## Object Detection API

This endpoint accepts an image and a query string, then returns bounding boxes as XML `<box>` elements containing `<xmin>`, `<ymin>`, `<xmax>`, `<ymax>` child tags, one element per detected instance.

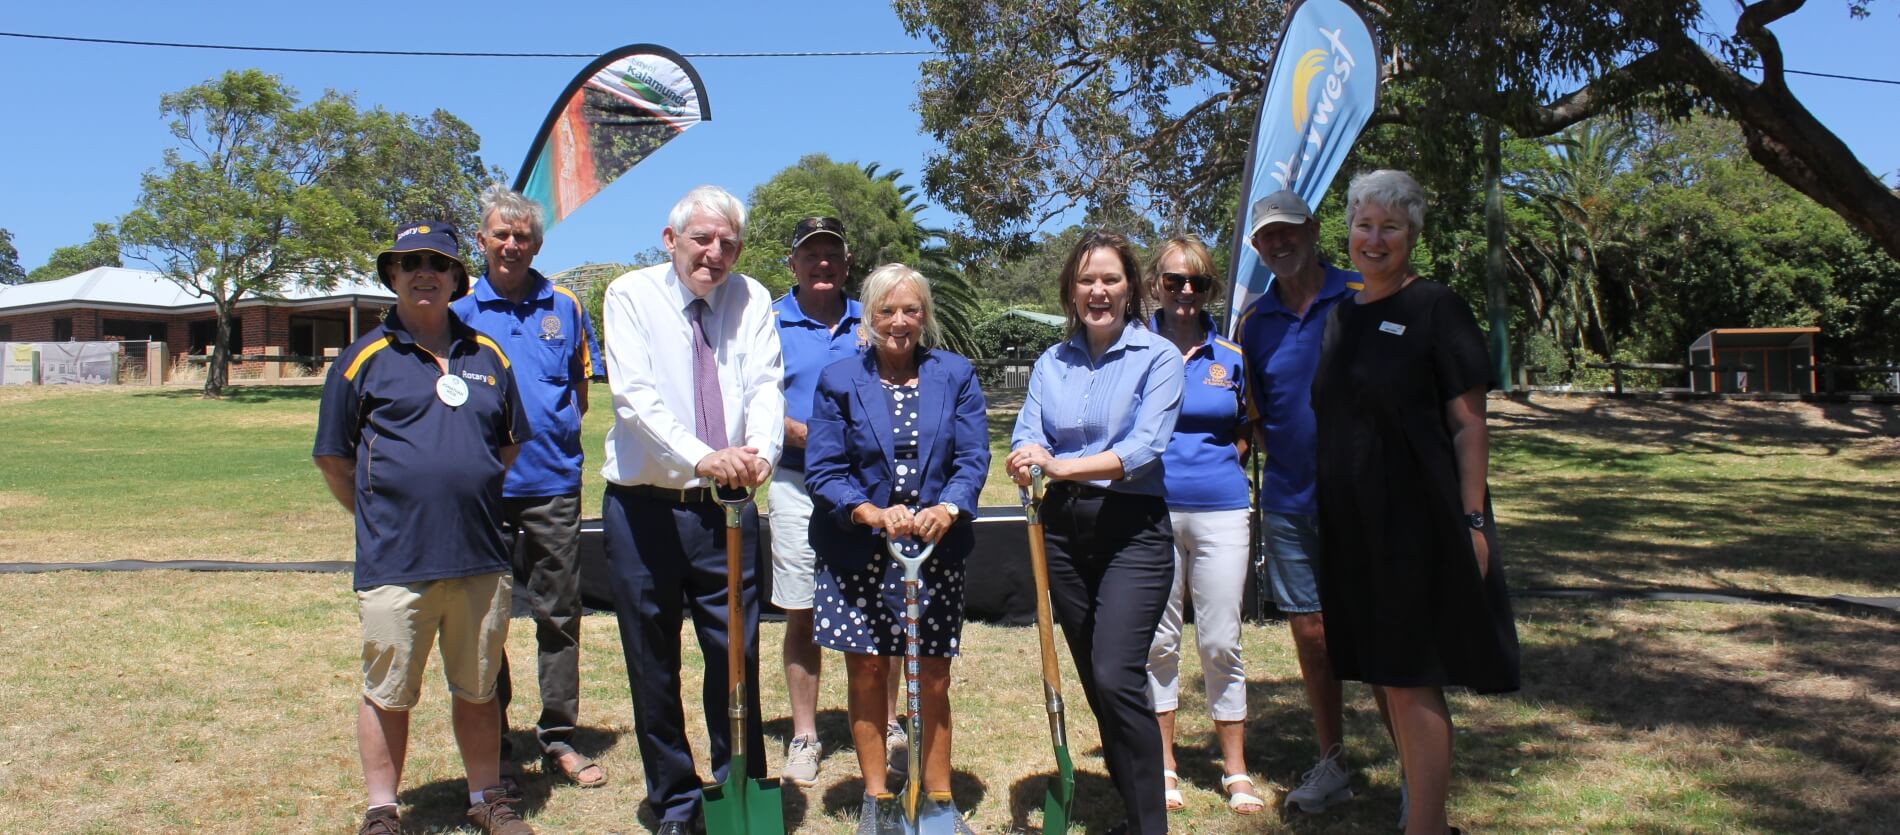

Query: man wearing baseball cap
<box><xmin>1231</xmin><ymin>190</ymin><xmax>1373</xmax><ymax>817</ymax></box>
<box><xmin>769</xmin><ymin>216</ymin><xmax>902</xmax><ymax>787</ymax></box>
<box><xmin>314</xmin><ymin>221</ymin><xmax>537</xmax><ymax>835</ymax></box>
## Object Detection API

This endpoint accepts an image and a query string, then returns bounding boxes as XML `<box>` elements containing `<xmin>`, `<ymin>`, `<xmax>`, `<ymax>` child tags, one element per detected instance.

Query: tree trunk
<box><xmin>205</xmin><ymin>305</ymin><xmax>230</xmax><ymax>399</ymax></box>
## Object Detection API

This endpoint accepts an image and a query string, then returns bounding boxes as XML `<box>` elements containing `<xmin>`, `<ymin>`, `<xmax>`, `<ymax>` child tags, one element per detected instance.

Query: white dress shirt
<box><xmin>600</xmin><ymin>262</ymin><xmax>785</xmax><ymax>488</ymax></box>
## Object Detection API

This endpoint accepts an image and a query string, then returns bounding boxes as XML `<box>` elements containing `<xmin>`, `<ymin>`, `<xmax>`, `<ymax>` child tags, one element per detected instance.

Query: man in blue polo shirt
<box><xmin>1233</xmin><ymin>190</ymin><xmax>1368</xmax><ymax>816</ymax></box>
<box><xmin>768</xmin><ymin>217</ymin><xmax>899</xmax><ymax>787</ymax></box>
<box><xmin>450</xmin><ymin>186</ymin><xmax>606</xmax><ymax>790</ymax></box>
<box><xmin>314</xmin><ymin>221</ymin><xmax>536</xmax><ymax>835</ymax></box>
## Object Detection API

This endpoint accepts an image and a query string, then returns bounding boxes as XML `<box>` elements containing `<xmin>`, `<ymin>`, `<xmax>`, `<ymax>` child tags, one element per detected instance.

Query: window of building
<box><xmin>187</xmin><ymin>317</ymin><xmax>242</xmax><ymax>354</ymax></box>
<box><xmin>0</xmin><ymin>324</ymin><xmax>12</xmax><ymax>341</ymax></box>
<box><xmin>52</xmin><ymin>317</ymin><xmax>72</xmax><ymax>341</ymax></box>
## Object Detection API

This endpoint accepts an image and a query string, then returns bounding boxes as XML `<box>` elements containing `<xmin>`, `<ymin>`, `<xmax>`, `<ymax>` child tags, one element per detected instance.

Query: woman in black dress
<box><xmin>1312</xmin><ymin>169</ymin><xmax>1520</xmax><ymax>835</ymax></box>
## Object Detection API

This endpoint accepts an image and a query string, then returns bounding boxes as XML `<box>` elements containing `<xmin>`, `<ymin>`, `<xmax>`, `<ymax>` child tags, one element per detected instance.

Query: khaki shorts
<box><xmin>767</xmin><ymin>468</ymin><xmax>818</xmax><ymax>609</ymax></box>
<box><xmin>357</xmin><ymin>572</ymin><xmax>512</xmax><ymax>710</ymax></box>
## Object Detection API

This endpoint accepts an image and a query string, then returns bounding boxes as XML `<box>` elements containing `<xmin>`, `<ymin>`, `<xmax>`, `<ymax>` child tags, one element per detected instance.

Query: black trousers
<box><xmin>496</xmin><ymin>493</ymin><xmax>583</xmax><ymax>755</ymax></box>
<box><xmin>1040</xmin><ymin>487</ymin><xmax>1175</xmax><ymax>835</ymax></box>
<box><xmin>602</xmin><ymin>485</ymin><xmax>767</xmax><ymax>824</ymax></box>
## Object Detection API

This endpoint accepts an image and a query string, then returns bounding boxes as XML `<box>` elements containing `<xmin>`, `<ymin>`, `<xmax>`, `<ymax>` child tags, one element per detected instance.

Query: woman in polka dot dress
<box><xmin>804</xmin><ymin>263</ymin><xmax>990</xmax><ymax>830</ymax></box>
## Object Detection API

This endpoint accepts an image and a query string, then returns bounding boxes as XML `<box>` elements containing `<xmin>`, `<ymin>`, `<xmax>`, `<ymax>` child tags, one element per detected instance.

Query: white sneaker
<box><xmin>782</xmin><ymin>734</ymin><xmax>821</xmax><ymax>787</ymax></box>
<box><xmin>885</xmin><ymin>720</ymin><xmax>910</xmax><ymax>779</ymax></box>
<box><xmin>1284</xmin><ymin>744</ymin><xmax>1353</xmax><ymax>813</ymax></box>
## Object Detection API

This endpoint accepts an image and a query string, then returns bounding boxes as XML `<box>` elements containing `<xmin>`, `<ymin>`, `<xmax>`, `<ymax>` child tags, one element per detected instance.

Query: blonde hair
<box><xmin>857</xmin><ymin>263</ymin><xmax>941</xmax><ymax>350</ymax></box>
<box><xmin>1145</xmin><ymin>234</ymin><xmax>1220</xmax><ymax>301</ymax></box>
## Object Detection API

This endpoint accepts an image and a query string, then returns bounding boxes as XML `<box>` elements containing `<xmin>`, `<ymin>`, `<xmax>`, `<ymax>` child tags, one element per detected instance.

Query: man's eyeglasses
<box><xmin>1160</xmin><ymin>272</ymin><xmax>1212</xmax><ymax>293</ymax></box>
<box><xmin>397</xmin><ymin>252</ymin><xmax>456</xmax><ymax>273</ymax></box>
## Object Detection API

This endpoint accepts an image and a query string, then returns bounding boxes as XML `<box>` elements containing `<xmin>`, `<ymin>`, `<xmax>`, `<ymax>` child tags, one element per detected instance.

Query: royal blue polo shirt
<box><xmin>314</xmin><ymin>312</ymin><xmax>533</xmax><ymax>590</ymax></box>
<box><xmin>1153</xmin><ymin>313</ymin><xmax>1251</xmax><ymax>511</ymax></box>
<box><xmin>774</xmin><ymin>287</ymin><xmax>863</xmax><ymax>472</ymax></box>
<box><xmin>450</xmin><ymin>269</ymin><xmax>598</xmax><ymax>497</ymax></box>
<box><xmin>1236</xmin><ymin>264</ymin><xmax>1361</xmax><ymax>515</ymax></box>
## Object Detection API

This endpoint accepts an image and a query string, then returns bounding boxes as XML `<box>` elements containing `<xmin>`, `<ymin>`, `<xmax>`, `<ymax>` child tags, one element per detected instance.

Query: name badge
<box><xmin>1378</xmin><ymin>321</ymin><xmax>1406</xmax><ymax>336</ymax></box>
<box><xmin>436</xmin><ymin>374</ymin><xmax>469</xmax><ymax>407</ymax></box>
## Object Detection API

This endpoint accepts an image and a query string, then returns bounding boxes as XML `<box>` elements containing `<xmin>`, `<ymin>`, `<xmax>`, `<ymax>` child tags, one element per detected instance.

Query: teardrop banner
<box><xmin>514</xmin><ymin>44</ymin><xmax>712</xmax><ymax>230</ymax></box>
<box><xmin>1223</xmin><ymin>0</ymin><xmax>1381</xmax><ymax>333</ymax></box>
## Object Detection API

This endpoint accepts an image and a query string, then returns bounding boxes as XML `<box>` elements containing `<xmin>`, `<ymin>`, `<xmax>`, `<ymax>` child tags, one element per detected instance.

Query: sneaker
<box><xmin>467</xmin><ymin>785</ymin><xmax>534</xmax><ymax>835</ymax></box>
<box><xmin>885</xmin><ymin>719</ymin><xmax>910</xmax><ymax>779</ymax></box>
<box><xmin>783</xmin><ymin>734</ymin><xmax>822</xmax><ymax>787</ymax></box>
<box><xmin>925</xmin><ymin>793</ymin><xmax>979</xmax><ymax>835</ymax></box>
<box><xmin>1284</xmin><ymin>744</ymin><xmax>1353</xmax><ymax>813</ymax></box>
<box><xmin>357</xmin><ymin>806</ymin><xmax>400</xmax><ymax>835</ymax></box>
<box><xmin>856</xmin><ymin>793</ymin><xmax>903</xmax><ymax>835</ymax></box>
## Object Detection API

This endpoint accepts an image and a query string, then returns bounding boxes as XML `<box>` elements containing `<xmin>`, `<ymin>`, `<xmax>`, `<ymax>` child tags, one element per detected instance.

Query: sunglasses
<box><xmin>396</xmin><ymin>252</ymin><xmax>456</xmax><ymax>273</ymax></box>
<box><xmin>1160</xmin><ymin>272</ymin><xmax>1212</xmax><ymax>293</ymax></box>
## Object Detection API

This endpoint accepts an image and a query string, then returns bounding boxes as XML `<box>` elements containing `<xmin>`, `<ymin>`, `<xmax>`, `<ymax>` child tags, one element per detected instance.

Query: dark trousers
<box><xmin>603</xmin><ymin>485</ymin><xmax>767</xmax><ymax>824</ymax></box>
<box><xmin>1041</xmin><ymin>488</ymin><xmax>1175</xmax><ymax>835</ymax></box>
<box><xmin>496</xmin><ymin>493</ymin><xmax>583</xmax><ymax>754</ymax></box>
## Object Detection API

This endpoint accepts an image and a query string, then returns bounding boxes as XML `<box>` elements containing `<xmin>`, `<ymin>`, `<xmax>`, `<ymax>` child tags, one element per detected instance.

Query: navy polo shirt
<box><xmin>1153</xmin><ymin>313</ymin><xmax>1251</xmax><ymax>511</ymax></box>
<box><xmin>774</xmin><ymin>287</ymin><xmax>863</xmax><ymax>472</ymax></box>
<box><xmin>314</xmin><ymin>312</ymin><xmax>533</xmax><ymax>590</ymax></box>
<box><xmin>450</xmin><ymin>269</ymin><xmax>599</xmax><ymax>497</ymax></box>
<box><xmin>1236</xmin><ymin>264</ymin><xmax>1361</xmax><ymax>515</ymax></box>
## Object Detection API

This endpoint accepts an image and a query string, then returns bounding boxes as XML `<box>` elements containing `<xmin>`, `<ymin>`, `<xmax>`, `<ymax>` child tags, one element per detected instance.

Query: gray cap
<box><xmin>1246</xmin><ymin>189</ymin><xmax>1314</xmax><ymax>245</ymax></box>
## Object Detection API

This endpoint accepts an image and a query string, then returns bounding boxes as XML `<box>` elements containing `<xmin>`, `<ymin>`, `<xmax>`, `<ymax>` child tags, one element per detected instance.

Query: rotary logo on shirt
<box><xmin>1202</xmin><ymin>362</ymin><xmax>1238</xmax><ymax>389</ymax></box>
<box><xmin>461</xmin><ymin>370</ymin><xmax>497</xmax><ymax>386</ymax></box>
<box><xmin>540</xmin><ymin>315</ymin><xmax>563</xmax><ymax>339</ymax></box>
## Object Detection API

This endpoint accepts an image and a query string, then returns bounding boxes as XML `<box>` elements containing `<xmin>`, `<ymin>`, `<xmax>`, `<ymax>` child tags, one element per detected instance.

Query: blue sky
<box><xmin>1</xmin><ymin>1</ymin><xmax>1895</xmax><ymax>276</ymax></box>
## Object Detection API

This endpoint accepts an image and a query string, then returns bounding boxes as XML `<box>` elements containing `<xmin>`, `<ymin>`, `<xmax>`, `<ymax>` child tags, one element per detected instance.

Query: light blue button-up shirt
<box><xmin>1011</xmin><ymin>323</ymin><xmax>1184</xmax><ymax>497</ymax></box>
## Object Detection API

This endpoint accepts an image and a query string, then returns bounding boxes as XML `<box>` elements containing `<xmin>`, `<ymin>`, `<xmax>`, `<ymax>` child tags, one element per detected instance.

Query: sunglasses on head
<box><xmin>397</xmin><ymin>252</ymin><xmax>456</xmax><ymax>273</ymax></box>
<box><xmin>1161</xmin><ymin>272</ymin><xmax>1212</xmax><ymax>293</ymax></box>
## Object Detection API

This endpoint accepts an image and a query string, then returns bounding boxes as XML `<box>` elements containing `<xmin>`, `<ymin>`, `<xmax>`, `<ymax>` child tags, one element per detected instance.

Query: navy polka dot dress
<box><xmin>812</xmin><ymin>381</ymin><xmax>968</xmax><ymax>657</ymax></box>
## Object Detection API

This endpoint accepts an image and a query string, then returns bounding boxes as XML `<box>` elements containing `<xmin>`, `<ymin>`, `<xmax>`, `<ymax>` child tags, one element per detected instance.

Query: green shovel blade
<box><xmin>1041</xmin><ymin>744</ymin><xmax>1075</xmax><ymax>833</ymax></box>
<box><xmin>700</xmin><ymin>753</ymin><xmax>785</xmax><ymax>835</ymax></box>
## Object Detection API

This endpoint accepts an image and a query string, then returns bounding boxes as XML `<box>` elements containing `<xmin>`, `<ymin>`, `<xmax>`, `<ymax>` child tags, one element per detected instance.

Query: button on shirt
<box><xmin>1152</xmin><ymin>313</ymin><xmax>1250</xmax><ymax>511</ymax></box>
<box><xmin>599</xmin><ymin>262</ymin><xmax>785</xmax><ymax>488</ymax></box>
<box><xmin>450</xmin><ymin>268</ymin><xmax>599</xmax><ymax>497</ymax></box>
<box><xmin>313</xmin><ymin>313</ymin><xmax>532</xmax><ymax>590</ymax></box>
<box><xmin>1012</xmin><ymin>324</ymin><xmax>1184</xmax><ymax>497</ymax></box>
<box><xmin>773</xmin><ymin>287</ymin><xmax>863</xmax><ymax>472</ymax></box>
<box><xmin>1235</xmin><ymin>264</ymin><xmax>1361</xmax><ymax>515</ymax></box>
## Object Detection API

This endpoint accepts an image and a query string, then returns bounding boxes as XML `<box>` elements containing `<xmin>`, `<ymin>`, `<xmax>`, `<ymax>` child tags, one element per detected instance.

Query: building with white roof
<box><xmin>0</xmin><ymin>266</ymin><xmax>394</xmax><ymax>359</ymax></box>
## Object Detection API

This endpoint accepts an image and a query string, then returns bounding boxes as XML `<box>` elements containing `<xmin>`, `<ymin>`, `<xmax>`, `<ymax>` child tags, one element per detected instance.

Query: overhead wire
<box><xmin>2</xmin><ymin>30</ymin><xmax>1895</xmax><ymax>85</ymax></box>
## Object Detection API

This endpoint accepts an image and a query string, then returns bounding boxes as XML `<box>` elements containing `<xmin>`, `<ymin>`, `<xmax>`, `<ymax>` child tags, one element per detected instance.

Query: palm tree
<box><xmin>1506</xmin><ymin>119</ymin><xmax>1637</xmax><ymax>358</ymax></box>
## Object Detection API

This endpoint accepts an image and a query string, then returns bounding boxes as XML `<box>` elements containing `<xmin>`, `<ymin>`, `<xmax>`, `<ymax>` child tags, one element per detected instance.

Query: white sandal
<box><xmin>1163</xmin><ymin>769</ymin><xmax>1185</xmax><ymax>812</ymax></box>
<box><xmin>1221</xmin><ymin>773</ymin><xmax>1266</xmax><ymax>815</ymax></box>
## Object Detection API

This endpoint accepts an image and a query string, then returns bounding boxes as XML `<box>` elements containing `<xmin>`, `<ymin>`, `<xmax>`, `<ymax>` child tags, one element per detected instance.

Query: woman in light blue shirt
<box><xmin>1008</xmin><ymin>231</ymin><xmax>1184</xmax><ymax>835</ymax></box>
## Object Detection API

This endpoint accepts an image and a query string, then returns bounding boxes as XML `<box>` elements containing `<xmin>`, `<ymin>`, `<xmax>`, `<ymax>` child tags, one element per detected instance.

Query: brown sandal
<box><xmin>546</xmin><ymin>750</ymin><xmax>608</xmax><ymax>788</ymax></box>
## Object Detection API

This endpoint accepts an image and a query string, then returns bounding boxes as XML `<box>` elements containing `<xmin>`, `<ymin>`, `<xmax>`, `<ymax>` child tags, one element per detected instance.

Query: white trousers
<box><xmin>1145</xmin><ymin>507</ymin><xmax>1250</xmax><ymax>721</ymax></box>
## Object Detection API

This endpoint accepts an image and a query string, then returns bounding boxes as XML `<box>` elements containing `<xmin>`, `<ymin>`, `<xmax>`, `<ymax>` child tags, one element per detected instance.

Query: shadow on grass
<box><xmin>818</xmin><ymin>768</ymin><xmax>990</xmax><ymax>826</ymax></box>
<box><xmin>1007</xmin><ymin>768</ymin><xmax>1119</xmax><ymax>833</ymax></box>
<box><xmin>398</xmin><ymin>724</ymin><xmax>625</xmax><ymax>832</ymax></box>
<box><xmin>135</xmin><ymin>384</ymin><xmax>325</xmax><ymax>403</ymax></box>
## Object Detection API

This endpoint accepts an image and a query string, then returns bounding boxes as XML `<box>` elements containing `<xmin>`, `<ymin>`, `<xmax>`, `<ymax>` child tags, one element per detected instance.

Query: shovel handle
<box><xmin>1023</xmin><ymin>465</ymin><xmax>1064</xmax><ymax>711</ymax></box>
<box><xmin>715</xmin><ymin>485</ymin><xmax>754</xmax><ymax>739</ymax></box>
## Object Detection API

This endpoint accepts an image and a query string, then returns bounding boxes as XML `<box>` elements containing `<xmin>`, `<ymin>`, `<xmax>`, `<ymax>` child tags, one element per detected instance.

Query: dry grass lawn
<box><xmin>0</xmin><ymin>571</ymin><xmax>1893</xmax><ymax>833</ymax></box>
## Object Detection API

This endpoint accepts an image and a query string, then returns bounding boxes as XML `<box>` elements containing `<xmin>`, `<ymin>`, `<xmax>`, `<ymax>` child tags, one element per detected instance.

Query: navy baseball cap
<box><xmin>789</xmin><ymin>216</ymin><xmax>847</xmax><ymax>250</ymax></box>
<box><xmin>376</xmin><ymin>221</ymin><xmax>471</xmax><ymax>299</ymax></box>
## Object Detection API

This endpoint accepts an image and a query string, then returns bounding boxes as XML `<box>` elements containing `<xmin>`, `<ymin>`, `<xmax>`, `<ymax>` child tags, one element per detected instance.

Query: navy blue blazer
<box><xmin>804</xmin><ymin>347</ymin><xmax>990</xmax><ymax>573</ymax></box>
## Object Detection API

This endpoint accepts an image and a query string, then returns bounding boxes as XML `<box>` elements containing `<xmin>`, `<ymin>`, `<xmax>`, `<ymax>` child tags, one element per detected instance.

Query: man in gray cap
<box><xmin>1232</xmin><ymin>190</ymin><xmax>1373</xmax><ymax>817</ymax></box>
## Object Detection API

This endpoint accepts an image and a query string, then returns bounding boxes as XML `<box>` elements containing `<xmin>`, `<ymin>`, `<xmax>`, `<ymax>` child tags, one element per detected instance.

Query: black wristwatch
<box><xmin>1465</xmin><ymin>511</ymin><xmax>1487</xmax><ymax>530</ymax></box>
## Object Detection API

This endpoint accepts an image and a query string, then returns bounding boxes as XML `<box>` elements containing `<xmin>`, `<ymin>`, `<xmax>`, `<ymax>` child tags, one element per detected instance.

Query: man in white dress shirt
<box><xmin>598</xmin><ymin>185</ymin><xmax>784</xmax><ymax>835</ymax></box>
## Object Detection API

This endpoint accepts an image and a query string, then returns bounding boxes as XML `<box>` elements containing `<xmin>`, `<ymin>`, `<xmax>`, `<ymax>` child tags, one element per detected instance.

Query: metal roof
<box><xmin>0</xmin><ymin>267</ymin><xmax>394</xmax><ymax>315</ymax></box>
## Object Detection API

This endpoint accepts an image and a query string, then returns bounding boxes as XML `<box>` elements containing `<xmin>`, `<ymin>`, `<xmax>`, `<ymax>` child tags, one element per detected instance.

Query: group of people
<box><xmin>313</xmin><ymin>169</ymin><xmax>1519</xmax><ymax>835</ymax></box>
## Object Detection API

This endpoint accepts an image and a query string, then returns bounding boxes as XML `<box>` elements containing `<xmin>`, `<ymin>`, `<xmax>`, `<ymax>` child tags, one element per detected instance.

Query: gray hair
<box><xmin>857</xmin><ymin>263</ymin><xmax>941</xmax><ymax>350</ymax></box>
<box><xmin>1346</xmin><ymin>169</ymin><xmax>1427</xmax><ymax>240</ymax></box>
<box><xmin>666</xmin><ymin>185</ymin><xmax>748</xmax><ymax>241</ymax></box>
<box><xmin>478</xmin><ymin>183</ymin><xmax>546</xmax><ymax>243</ymax></box>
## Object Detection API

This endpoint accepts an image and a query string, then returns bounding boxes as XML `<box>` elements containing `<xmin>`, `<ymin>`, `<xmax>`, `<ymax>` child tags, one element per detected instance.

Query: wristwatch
<box><xmin>940</xmin><ymin>502</ymin><xmax>962</xmax><ymax>519</ymax></box>
<box><xmin>1465</xmin><ymin>511</ymin><xmax>1487</xmax><ymax>530</ymax></box>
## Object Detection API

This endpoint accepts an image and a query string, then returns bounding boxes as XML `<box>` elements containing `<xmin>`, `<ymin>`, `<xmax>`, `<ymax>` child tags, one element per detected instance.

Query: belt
<box><xmin>612</xmin><ymin>483</ymin><xmax>719</xmax><ymax>505</ymax></box>
<box><xmin>1048</xmin><ymin>481</ymin><xmax>1114</xmax><ymax>500</ymax></box>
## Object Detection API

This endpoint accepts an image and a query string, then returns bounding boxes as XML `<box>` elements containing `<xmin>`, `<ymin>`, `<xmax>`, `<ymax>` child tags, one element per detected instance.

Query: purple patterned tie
<box><xmin>690</xmin><ymin>299</ymin><xmax>727</xmax><ymax>449</ymax></box>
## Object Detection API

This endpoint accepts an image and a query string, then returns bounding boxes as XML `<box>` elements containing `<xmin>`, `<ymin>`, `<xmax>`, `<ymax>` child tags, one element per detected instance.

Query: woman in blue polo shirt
<box><xmin>1140</xmin><ymin>234</ymin><xmax>1262</xmax><ymax>817</ymax></box>
<box><xmin>1008</xmin><ymin>231</ymin><xmax>1183</xmax><ymax>835</ymax></box>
